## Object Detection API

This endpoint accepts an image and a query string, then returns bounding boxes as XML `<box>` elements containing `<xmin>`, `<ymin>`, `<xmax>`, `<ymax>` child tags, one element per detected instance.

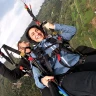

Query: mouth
<box><xmin>36</xmin><ymin>33</ymin><xmax>43</xmax><ymax>39</ymax></box>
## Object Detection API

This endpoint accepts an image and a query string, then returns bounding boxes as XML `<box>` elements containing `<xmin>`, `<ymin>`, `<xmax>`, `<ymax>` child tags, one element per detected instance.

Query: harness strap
<box><xmin>28</xmin><ymin>56</ymin><xmax>34</xmax><ymax>61</ymax></box>
<box><xmin>44</xmin><ymin>36</ymin><xmax>83</xmax><ymax>68</ymax></box>
<box><xmin>28</xmin><ymin>56</ymin><xmax>49</xmax><ymax>75</ymax></box>
<box><xmin>56</xmin><ymin>54</ymin><xmax>61</xmax><ymax>62</ymax></box>
<box><xmin>43</xmin><ymin>55</ymin><xmax>54</xmax><ymax>76</ymax></box>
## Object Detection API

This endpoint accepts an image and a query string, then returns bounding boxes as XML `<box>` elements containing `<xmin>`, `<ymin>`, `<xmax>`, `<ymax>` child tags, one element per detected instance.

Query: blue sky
<box><xmin>0</xmin><ymin>0</ymin><xmax>45</xmax><ymax>62</ymax></box>
<box><xmin>0</xmin><ymin>0</ymin><xmax>15</xmax><ymax>19</ymax></box>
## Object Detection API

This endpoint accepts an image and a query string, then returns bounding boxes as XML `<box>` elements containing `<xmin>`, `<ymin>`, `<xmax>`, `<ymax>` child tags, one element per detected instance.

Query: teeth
<box><xmin>36</xmin><ymin>34</ymin><xmax>41</xmax><ymax>39</ymax></box>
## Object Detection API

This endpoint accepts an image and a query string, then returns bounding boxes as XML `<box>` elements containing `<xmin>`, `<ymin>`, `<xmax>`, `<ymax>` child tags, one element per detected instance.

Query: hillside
<box><xmin>36</xmin><ymin>0</ymin><xmax>96</xmax><ymax>48</ymax></box>
<box><xmin>21</xmin><ymin>0</ymin><xmax>96</xmax><ymax>48</ymax></box>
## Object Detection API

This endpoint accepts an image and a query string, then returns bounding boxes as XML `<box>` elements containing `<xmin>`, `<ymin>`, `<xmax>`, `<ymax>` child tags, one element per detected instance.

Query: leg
<box><xmin>40</xmin><ymin>87</ymin><xmax>52</xmax><ymax>96</ymax></box>
<box><xmin>61</xmin><ymin>71</ymin><xmax>96</xmax><ymax>96</ymax></box>
<box><xmin>75</xmin><ymin>46</ymin><xmax>96</xmax><ymax>55</ymax></box>
<box><xmin>40</xmin><ymin>82</ymin><xmax>61</xmax><ymax>96</ymax></box>
<box><xmin>78</xmin><ymin>55</ymin><xmax>96</xmax><ymax>71</ymax></box>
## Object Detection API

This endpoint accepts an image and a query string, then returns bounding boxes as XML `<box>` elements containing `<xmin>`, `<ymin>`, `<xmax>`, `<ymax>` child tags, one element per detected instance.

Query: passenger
<box><xmin>25</xmin><ymin>22</ymin><xmax>96</xmax><ymax>95</ymax></box>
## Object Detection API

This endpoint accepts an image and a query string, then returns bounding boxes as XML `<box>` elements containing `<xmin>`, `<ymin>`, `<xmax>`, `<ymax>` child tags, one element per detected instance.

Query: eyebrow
<box><xmin>19</xmin><ymin>46</ymin><xmax>25</xmax><ymax>50</ymax></box>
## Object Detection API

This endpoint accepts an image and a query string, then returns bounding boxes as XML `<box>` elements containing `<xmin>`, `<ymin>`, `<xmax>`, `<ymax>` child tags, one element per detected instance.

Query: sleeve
<box><xmin>54</xmin><ymin>24</ymin><xmax>77</xmax><ymax>40</ymax></box>
<box><xmin>0</xmin><ymin>62</ymin><xmax>26</xmax><ymax>82</ymax></box>
<box><xmin>32</xmin><ymin>66</ymin><xmax>46</xmax><ymax>89</ymax></box>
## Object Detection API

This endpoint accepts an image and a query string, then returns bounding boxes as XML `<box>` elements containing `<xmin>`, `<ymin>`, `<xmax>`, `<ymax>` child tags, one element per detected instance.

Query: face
<box><xmin>28</xmin><ymin>27</ymin><xmax>44</xmax><ymax>42</ymax></box>
<box><xmin>18</xmin><ymin>41</ymin><xmax>31</xmax><ymax>53</ymax></box>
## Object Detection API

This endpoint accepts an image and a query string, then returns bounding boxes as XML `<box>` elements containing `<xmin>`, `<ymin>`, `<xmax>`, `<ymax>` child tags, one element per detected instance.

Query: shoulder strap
<box><xmin>33</xmin><ymin>47</ymin><xmax>54</xmax><ymax>76</ymax></box>
<box><xmin>45</xmin><ymin>36</ymin><xmax>73</xmax><ymax>54</ymax></box>
<box><xmin>46</xmin><ymin>36</ymin><xmax>83</xmax><ymax>56</ymax></box>
<box><xmin>44</xmin><ymin>37</ymin><xmax>79</xmax><ymax>68</ymax></box>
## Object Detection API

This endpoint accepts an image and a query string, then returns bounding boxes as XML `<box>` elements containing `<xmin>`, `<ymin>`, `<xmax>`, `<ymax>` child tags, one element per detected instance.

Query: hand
<box><xmin>41</xmin><ymin>76</ymin><xmax>54</xmax><ymax>87</ymax></box>
<box><xmin>43</xmin><ymin>22</ymin><xmax>55</xmax><ymax>30</ymax></box>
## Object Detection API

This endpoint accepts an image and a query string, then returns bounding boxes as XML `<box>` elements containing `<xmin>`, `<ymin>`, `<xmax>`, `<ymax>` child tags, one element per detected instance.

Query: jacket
<box><xmin>31</xmin><ymin>24</ymin><xmax>80</xmax><ymax>89</ymax></box>
<box><xmin>0</xmin><ymin>58</ymin><xmax>31</xmax><ymax>82</ymax></box>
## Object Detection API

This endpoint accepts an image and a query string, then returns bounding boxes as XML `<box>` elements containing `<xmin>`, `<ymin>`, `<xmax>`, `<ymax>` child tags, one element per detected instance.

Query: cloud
<box><xmin>0</xmin><ymin>0</ymin><xmax>45</xmax><ymax>47</ymax></box>
<box><xmin>0</xmin><ymin>0</ymin><xmax>45</xmax><ymax>63</ymax></box>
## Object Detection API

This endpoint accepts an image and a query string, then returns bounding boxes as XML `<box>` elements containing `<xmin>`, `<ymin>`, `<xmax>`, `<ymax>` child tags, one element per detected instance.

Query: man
<box><xmin>17</xmin><ymin>41</ymin><xmax>31</xmax><ymax>54</ymax></box>
<box><xmin>25</xmin><ymin>22</ymin><xmax>96</xmax><ymax>95</ymax></box>
<box><xmin>18</xmin><ymin>40</ymin><xmax>52</xmax><ymax>96</ymax></box>
<box><xmin>0</xmin><ymin>41</ymin><xmax>32</xmax><ymax>81</ymax></box>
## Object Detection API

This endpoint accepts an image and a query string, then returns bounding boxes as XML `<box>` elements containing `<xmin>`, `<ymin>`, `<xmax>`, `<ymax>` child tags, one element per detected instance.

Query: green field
<box><xmin>37</xmin><ymin>0</ymin><xmax>96</xmax><ymax>48</ymax></box>
<box><xmin>70</xmin><ymin>0</ymin><xmax>96</xmax><ymax>48</ymax></box>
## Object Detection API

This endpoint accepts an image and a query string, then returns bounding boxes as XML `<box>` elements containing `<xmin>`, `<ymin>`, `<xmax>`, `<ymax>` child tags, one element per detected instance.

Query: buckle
<box><xmin>81</xmin><ymin>59</ymin><xmax>85</xmax><ymax>64</ymax></box>
<box><xmin>79</xmin><ymin>56</ymin><xmax>86</xmax><ymax>64</ymax></box>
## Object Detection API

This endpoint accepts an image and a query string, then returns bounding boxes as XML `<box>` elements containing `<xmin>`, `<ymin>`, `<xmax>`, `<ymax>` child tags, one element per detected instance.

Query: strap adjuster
<box><xmin>79</xmin><ymin>56</ymin><xmax>86</xmax><ymax>64</ymax></box>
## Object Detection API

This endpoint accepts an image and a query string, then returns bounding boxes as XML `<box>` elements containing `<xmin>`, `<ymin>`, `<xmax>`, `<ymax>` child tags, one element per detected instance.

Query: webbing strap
<box><xmin>28</xmin><ymin>56</ymin><xmax>48</xmax><ymax>75</ymax></box>
<box><xmin>56</xmin><ymin>54</ymin><xmax>61</xmax><ymax>62</ymax></box>
<box><xmin>28</xmin><ymin>56</ymin><xmax>34</xmax><ymax>61</ymax></box>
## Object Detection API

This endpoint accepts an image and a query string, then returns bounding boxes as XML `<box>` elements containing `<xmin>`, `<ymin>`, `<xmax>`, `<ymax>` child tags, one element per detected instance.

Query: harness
<box><xmin>46</xmin><ymin>36</ymin><xmax>74</xmax><ymax>68</ymax></box>
<box><xmin>33</xmin><ymin>36</ymin><xmax>83</xmax><ymax>69</ymax></box>
<box><xmin>28</xmin><ymin>36</ymin><xmax>76</xmax><ymax>96</ymax></box>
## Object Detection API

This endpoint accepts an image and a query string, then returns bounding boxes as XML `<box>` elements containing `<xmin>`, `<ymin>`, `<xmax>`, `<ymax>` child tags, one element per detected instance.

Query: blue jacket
<box><xmin>30</xmin><ymin>24</ymin><xmax>80</xmax><ymax>89</ymax></box>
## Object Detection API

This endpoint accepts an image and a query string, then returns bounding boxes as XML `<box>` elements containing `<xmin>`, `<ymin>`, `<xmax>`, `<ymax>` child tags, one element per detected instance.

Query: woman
<box><xmin>25</xmin><ymin>22</ymin><xmax>96</xmax><ymax>96</ymax></box>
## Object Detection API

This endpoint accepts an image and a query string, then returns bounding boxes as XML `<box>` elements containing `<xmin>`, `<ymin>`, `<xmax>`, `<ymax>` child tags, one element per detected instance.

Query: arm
<box><xmin>30</xmin><ymin>52</ymin><xmax>54</xmax><ymax>88</ymax></box>
<box><xmin>54</xmin><ymin>24</ymin><xmax>77</xmax><ymax>40</ymax></box>
<box><xmin>44</xmin><ymin>22</ymin><xmax>77</xmax><ymax>41</ymax></box>
<box><xmin>30</xmin><ymin>52</ymin><xmax>46</xmax><ymax>88</ymax></box>
<box><xmin>0</xmin><ymin>62</ymin><xmax>26</xmax><ymax>82</ymax></box>
<box><xmin>32</xmin><ymin>66</ymin><xmax>46</xmax><ymax>89</ymax></box>
<box><xmin>32</xmin><ymin>66</ymin><xmax>54</xmax><ymax>88</ymax></box>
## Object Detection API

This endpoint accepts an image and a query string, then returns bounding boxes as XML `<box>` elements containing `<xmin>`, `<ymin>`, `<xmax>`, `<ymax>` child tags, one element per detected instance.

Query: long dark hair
<box><xmin>25</xmin><ymin>25</ymin><xmax>46</xmax><ymax>44</ymax></box>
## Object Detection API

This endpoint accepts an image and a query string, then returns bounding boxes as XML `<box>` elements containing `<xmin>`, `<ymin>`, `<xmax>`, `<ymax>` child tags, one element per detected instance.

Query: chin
<box><xmin>36</xmin><ymin>38</ymin><xmax>43</xmax><ymax>42</ymax></box>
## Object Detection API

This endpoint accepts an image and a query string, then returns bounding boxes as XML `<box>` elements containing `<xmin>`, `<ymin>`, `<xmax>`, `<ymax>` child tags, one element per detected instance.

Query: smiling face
<box><xmin>28</xmin><ymin>27</ymin><xmax>44</xmax><ymax>42</ymax></box>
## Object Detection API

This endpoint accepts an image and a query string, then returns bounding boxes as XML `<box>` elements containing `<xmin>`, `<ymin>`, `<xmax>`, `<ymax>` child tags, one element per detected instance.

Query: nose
<box><xmin>35</xmin><ymin>31</ymin><xmax>39</xmax><ymax>35</ymax></box>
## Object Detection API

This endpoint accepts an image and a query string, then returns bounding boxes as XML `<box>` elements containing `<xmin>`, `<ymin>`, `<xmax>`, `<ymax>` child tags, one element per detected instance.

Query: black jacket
<box><xmin>0</xmin><ymin>58</ymin><xmax>31</xmax><ymax>82</ymax></box>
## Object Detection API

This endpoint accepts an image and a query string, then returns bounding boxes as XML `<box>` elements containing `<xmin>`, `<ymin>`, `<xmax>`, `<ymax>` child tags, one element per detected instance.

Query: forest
<box><xmin>0</xmin><ymin>0</ymin><xmax>96</xmax><ymax>96</ymax></box>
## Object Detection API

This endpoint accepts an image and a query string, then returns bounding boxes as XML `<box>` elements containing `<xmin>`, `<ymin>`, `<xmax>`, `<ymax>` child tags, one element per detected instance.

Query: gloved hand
<box><xmin>43</xmin><ymin>22</ymin><xmax>55</xmax><ymax>30</ymax></box>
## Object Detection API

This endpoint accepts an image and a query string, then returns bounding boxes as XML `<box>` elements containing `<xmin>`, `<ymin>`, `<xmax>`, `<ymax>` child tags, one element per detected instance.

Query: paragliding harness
<box><xmin>28</xmin><ymin>35</ymin><xmax>96</xmax><ymax>96</ymax></box>
<box><xmin>33</xmin><ymin>35</ymin><xmax>83</xmax><ymax>69</ymax></box>
<box><xmin>29</xmin><ymin>36</ymin><xmax>84</xmax><ymax>96</ymax></box>
<box><xmin>28</xmin><ymin>47</ymin><xmax>71</xmax><ymax>96</ymax></box>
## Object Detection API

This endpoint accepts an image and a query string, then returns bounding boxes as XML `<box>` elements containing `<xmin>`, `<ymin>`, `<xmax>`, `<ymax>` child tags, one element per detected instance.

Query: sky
<box><xmin>0</xmin><ymin>0</ymin><xmax>45</xmax><ymax>62</ymax></box>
